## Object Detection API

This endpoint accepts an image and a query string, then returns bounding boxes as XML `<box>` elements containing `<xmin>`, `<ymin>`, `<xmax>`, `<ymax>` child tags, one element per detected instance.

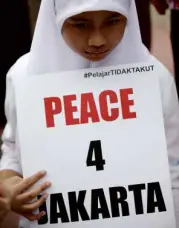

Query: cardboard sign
<box><xmin>14</xmin><ymin>63</ymin><xmax>176</xmax><ymax>228</ymax></box>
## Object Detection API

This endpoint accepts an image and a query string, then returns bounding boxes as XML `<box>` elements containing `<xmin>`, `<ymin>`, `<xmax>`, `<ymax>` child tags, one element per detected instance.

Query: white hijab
<box><xmin>27</xmin><ymin>0</ymin><xmax>151</xmax><ymax>75</ymax></box>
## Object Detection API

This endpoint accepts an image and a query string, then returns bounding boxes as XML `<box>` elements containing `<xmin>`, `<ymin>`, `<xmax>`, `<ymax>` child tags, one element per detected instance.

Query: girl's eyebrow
<box><xmin>108</xmin><ymin>13</ymin><xmax>122</xmax><ymax>19</ymax></box>
<box><xmin>68</xmin><ymin>17</ymin><xmax>89</xmax><ymax>22</ymax></box>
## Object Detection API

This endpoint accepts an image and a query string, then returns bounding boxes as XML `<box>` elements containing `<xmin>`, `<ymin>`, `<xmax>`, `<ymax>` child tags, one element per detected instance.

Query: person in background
<box><xmin>151</xmin><ymin>0</ymin><xmax>169</xmax><ymax>13</ymax></box>
<box><xmin>170</xmin><ymin>0</ymin><xmax>179</xmax><ymax>97</ymax></box>
<box><xmin>152</xmin><ymin>0</ymin><xmax>179</xmax><ymax>98</ymax></box>
<box><xmin>0</xmin><ymin>0</ymin><xmax>31</xmax><ymax>135</ymax></box>
<box><xmin>135</xmin><ymin>0</ymin><xmax>151</xmax><ymax>50</ymax></box>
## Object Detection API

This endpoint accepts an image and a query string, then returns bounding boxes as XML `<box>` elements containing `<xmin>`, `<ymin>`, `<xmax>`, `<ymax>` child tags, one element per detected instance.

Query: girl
<box><xmin>0</xmin><ymin>0</ymin><xmax>179</xmax><ymax>227</ymax></box>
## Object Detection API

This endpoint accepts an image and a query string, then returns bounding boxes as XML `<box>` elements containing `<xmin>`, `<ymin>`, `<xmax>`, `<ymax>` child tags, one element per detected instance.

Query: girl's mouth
<box><xmin>84</xmin><ymin>50</ymin><xmax>109</xmax><ymax>60</ymax></box>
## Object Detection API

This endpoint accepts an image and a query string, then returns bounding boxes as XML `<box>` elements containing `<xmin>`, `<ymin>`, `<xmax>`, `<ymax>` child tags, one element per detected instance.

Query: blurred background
<box><xmin>151</xmin><ymin>5</ymin><xmax>173</xmax><ymax>73</ymax></box>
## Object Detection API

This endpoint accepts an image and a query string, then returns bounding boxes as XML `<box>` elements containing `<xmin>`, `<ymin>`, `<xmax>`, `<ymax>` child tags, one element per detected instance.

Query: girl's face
<box><xmin>62</xmin><ymin>11</ymin><xmax>127</xmax><ymax>62</ymax></box>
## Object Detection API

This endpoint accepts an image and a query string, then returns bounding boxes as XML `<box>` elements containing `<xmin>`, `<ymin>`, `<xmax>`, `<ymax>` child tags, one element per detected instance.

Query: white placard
<box><xmin>14</xmin><ymin>63</ymin><xmax>176</xmax><ymax>228</ymax></box>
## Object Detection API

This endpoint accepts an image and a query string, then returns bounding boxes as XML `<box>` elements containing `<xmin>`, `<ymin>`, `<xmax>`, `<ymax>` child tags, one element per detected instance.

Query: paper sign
<box><xmin>14</xmin><ymin>63</ymin><xmax>176</xmax><ymax>228</ymax></box>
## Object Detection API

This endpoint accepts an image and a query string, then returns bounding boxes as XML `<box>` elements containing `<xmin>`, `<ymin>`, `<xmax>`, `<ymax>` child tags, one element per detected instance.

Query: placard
<box><xmin>14</xmin><ymin>63</ymin><xmax>176</xmax><ymax>228</ymax></box>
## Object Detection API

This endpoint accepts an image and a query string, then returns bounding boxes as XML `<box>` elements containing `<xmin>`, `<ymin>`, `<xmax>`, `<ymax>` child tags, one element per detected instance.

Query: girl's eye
<box><xmin>73</xmin><ymin>22</ymin><xmax>89</xmax><ymax>29</ymax></box>
<box><xmin>108</xmin><ymin>17</ymin><xmax>121</xmax><ymax>25</ymax></box>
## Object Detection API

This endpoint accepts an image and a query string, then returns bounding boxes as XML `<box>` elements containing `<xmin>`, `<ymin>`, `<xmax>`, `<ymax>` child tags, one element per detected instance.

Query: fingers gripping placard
<box><xmin>14</xmin><ymin>64</ymin><xmax>176</xmax><ymax>228</ymax></box>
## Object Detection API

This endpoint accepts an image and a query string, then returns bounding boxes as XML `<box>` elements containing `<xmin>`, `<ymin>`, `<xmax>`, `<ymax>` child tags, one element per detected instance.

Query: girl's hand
<box><xmin>2</xmin><ymin>170</ymin><xmax>51</xmax><ymax>221</ymax></box>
